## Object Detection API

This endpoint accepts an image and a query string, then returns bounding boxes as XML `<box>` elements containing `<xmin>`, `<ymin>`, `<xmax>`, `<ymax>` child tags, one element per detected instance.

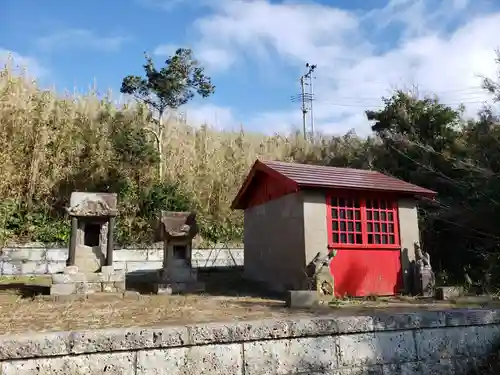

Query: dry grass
<box><xmin>0</xmin><ymin>60</ymin><xmax>326</xmax><ymax>243</ymax></box>
<box><xmin>1</xmin><ymin>292</ymin><xmax>498</xmax><ymax>335</ymax></box>
<box><xmin>0</xmin><ymin>59</ymin><xmax>370</xmax><ymax>244</ymax></box>
<box><xmin>0</xmin><ymin>293</ymin><xmax>296</xmax><ymax>335</ymax></box>
<box><xmin>1</xmin><ymin>273</ymin><xmax>499</xmax><ymax>335</ymax></box>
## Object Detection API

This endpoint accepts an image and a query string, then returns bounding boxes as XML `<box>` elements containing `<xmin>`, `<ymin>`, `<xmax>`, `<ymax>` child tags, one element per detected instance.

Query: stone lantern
<box><xmin>50</xmin><ymin>192</ymin><xmax>124</xmax><ymax>297</ymax></box>
<box><xmin>154</xmin><ymin>211</ymin><xmax>204</xmax><ymax>294</ymax></box>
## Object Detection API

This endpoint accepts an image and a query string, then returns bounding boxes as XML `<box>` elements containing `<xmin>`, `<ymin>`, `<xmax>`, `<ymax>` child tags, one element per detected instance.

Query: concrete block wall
<box><xmin>0</xmin><ymin>243</ymin><xmax>244</xmax><ymax>276</ymax></box>
<box><xmin>0</xmin><ymin>308</ymin><xmax>499</xmax><ymax>374</ymax></box>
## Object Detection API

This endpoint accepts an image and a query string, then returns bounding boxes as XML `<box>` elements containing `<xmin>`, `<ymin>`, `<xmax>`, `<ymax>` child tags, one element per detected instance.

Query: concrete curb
<box><xmin>1</xmin><ymin>308</ymin><xmax>499</xmax><ymax>361</ymax></box>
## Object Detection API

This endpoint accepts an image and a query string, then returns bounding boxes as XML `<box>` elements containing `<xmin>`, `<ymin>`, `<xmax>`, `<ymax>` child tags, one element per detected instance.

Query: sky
<box><xmin>1</xmin><ymin>0</ymin><xmax>500</xmax><ymax>136</ymax></box>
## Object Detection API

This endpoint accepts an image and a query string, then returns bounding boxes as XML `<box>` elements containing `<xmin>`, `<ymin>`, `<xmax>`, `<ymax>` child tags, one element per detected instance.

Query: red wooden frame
<box><xmin>326</xmin><ymin>192</ymin><xmax>400</xmax><ymax>249</ymax></box>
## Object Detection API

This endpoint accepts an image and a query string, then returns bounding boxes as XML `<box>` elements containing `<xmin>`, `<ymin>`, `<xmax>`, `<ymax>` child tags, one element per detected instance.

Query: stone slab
<box><xmin>47</xmin><ymin>261</ymin><xmax>66</xmax><ymax>274</ymax></box>
<box><xmin>22</xmin><ymin>261</ymin><xmax>48</xmax><ymax>274</ymax></box>
<box><xmin>0</xmin><ymin>331</ymin><xmax>71</xmax><ymax>360</ymax></box>
<box><xmin>126</xmin><ymin>261</ymin><xmax>163</xmax><ymax>272</ymax></box>
<box><xmin>50</xmin><ymin>283</ymin><xmax>76</xmax><ymax>295</ymax></box>
<box><xmin>52</xmin><ymin>272</ymin><xmax>87</xmax><ymax>284</ymax></box>
<box><xmin>146</xmin><ymin>249</ymin><xmax>163</xmax><ymax>261</ymax></box>
<box><xmin>0</xmin><ymin>309</ymin><xmax>499</xmax><ymax>362</ymax></box>
<box><xmin>468</xmin><ymin>324</ymin><xmax>500</xmax><ymax>358</ymax></box>
<box><xmin>285</xmin><ymin>290</ymin><xmax>319</xmax><ymax>308</ymax></box>
<box><xmin>108</xmin><ymin>270</ymin><xmax>126</xmax><ymax>282</ymax></box>
<box><xmin>415</xmin><ymin>326</ymin><xmax>475</xmax><ymax>361</ymax></box>
<box><xmin>1</xmin><ymin>248</ymin><xmax>46</xmax><ymax>262</ymax></box>
<box><xmin>337</xmin><ymin>331</ymin><xmax>416</xmax><ymax>367</ymax></box>
<box><xmin>70</xmin><ymin>326</ymin><xmax>189</xmax><ymax>354</ymax></box>
<box><xmin>136</xmin><ymin>343</ymin><xmax>243</xmax><ymax>375</ymax></box>
<box><xmin>244</xmin><ymin>336</ymin><xmax>337</xmax><ymax>375</ymax></box>
<box><xmin>1</xmin><ymin>352</ymin><xmax>136</xmax><ymax>375</ymax></box>
<box><xmin>45</xmin><ymin>248</ymin><xmax>69</xmax><ymax>262</ymax></box>
<box><xmin>334</xmin><ymin>365</ymin><xmax>384</xmax><ymax>375</ymax></box>
<box><xmin>1</xmin><ymin>261</ymin><xmax>22</xmax><ymax>275</ymax></box>
<box><xmin>113</xmin><ymin>249</ymin><xmax>149</xmax><ymax>262</ymax></box>
<box><xmin>435</xmin><ymin>286</ymin><xmax>465</xmax><ymax>301</ymax></box>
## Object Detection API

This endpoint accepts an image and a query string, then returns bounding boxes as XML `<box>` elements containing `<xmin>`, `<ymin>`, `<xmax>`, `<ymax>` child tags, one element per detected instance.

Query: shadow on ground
<box><xmin>0</xmin><ymin>283</ymin><xmax>50</xmax><ymax>298</ymax></box>
<box><xmin>126</xmin><ymin>267</ymin><xmax>284</xmax><ymax>299</ymax></box>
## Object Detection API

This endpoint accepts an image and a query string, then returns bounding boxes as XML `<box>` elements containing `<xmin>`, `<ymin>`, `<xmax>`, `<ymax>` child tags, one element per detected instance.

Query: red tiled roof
<box><xmin>262</xmin><ymin>160</ymin><xmax>436</xmax><ymax>196</ymax></box>
<box><xmin>231</xmin><ymin>160</ymin><xmax>436</xmax><ymax>209</ymax></box>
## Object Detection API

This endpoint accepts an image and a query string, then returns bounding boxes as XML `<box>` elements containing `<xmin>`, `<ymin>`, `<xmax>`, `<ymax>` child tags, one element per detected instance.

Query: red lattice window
<box><xmin>328</xmin><ymin>195</ymin><xmax>399</xmax><ymax>248</ymax></box>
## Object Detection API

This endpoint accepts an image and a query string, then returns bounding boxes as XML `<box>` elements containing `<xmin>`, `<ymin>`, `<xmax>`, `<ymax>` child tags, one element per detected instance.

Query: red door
<box><xmin>327</xmin><ymin>194</ymin><xmax>403</xmax><ymax>297</ymax></box>
<box><xmin>329</xmin><ymin>248</ymin><xmax>402</xmax><ymax>297</ymax></box>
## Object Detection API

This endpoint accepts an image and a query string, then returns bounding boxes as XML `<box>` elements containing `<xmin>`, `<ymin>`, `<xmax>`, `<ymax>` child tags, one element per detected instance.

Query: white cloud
<box><xmin>153</xmin><ymin>44</ymin><xmax>178</xmax><ymax>57</ymax></box>
<box><xmin>182</xmin><ymin>103</ymin><xmax>237</xmax><ymax>130</ymax></box>
<box><xmin>193</xmin><ymin>0</ymin><xmax>363</xmax><ymax>71</ymax></box>
<box><xmin>153</xmin><ymin>43</ymin><xmax>235</xmax><ymax>73</ymax></box>
<box><xmin>37</xmin><ymin>29</ymin><xmax>130</xmax><ymax>52</ymax></box>
<box><xmin>184</xmin><ymin>0</ymin><xmax>500</xmax><ymax>136</ymax></box>
<box><xmin>195</xmin><ymin>47</ymin><xmax>235</xmax><ymax>72</ymax></box>
<box><xmin>0</xmin><ymin>49</ymin><xmax>48</xmax><ymax>78</ymax></box>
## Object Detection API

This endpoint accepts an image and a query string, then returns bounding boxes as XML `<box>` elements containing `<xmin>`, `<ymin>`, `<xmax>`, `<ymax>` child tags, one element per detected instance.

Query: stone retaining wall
<box><xmin>0</xmin><ymin>308</ymin><xmax>499</xmax><ymax>374</ymax></box>
<box><xmin>0</xmin><ymin>244</ymin><xmax>244</xmax><ymax>276</ymax></box>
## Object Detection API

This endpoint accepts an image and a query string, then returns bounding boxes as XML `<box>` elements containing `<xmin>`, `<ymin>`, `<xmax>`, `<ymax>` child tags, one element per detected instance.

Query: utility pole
<box><xmin>300</xmin><ymin>76</ymin><xmax>307</xmax><ymax>139</ymax></box>
<box><xmin>290</xmin><ymin>79</ymin><xmax>310</xmax><ymax>140</ymax></box>
<box><xmin>290</xmin><ymin>63</ymin><xmax>317</xmax><ymax>141</ymax></box>
<box><xmin>304</xmin><ymin>63</ymin><xmax>317</xmax><ymax>139</ymax></box>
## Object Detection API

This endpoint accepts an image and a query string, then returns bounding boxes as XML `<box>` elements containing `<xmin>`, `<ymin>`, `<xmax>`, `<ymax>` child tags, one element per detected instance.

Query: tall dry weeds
<box><xmin>0</xmin><ymin>61</ymin><xmax>332</xmax><ymax>243</ymax></box>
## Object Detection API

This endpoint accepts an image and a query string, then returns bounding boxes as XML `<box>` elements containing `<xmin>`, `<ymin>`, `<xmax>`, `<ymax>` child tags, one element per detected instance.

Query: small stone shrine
<box><xmin>50</xmin><ymin>192</ymin><xmax>126</xmax><ymax>297</ymax></box>
<box><xmin>413</xmin><ymin>242</ymin><xmax>435</xmax><ymax>297</ymax></box>
<box><xmin>154</xmin><ymin>211</ymin><xmax>204</xmax><ymax>294</ymax></box>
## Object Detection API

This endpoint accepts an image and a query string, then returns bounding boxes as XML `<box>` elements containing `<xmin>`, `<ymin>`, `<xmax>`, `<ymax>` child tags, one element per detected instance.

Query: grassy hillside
<box><xmin>0</xmin><ymin>64</ymin><xmax>339</xmax><ymax>245</ymax></box>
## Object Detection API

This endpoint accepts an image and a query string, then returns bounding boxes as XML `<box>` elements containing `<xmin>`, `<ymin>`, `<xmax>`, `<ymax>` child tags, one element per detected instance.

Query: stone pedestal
<box><xmin>413</xmin><ymin>265</ymin><xmax>435</xmax><ymax>297</ymax></box>
<box><xmin>50</xmin><ymin>266</ymin><xmax>126</xmax><ymax>297</ymax></box>
<box><xmin>53</xmin><ymin>192</ymin><xmax>122</xmax><ymax>298</ymax></box>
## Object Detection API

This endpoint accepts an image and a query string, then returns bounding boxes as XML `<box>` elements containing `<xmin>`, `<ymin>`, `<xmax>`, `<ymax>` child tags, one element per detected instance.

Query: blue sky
<box><xmin>1</xmin><ymin>0</ymin><xmax>500</xmax><ymax>135</ymax></box>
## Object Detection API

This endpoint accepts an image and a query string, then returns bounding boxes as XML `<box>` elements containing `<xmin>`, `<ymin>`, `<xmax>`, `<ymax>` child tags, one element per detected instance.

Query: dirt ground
<box><xmin>0</xmin><ymin>271</ymin><xmax>499</xmax><ymax>335</ymax></box>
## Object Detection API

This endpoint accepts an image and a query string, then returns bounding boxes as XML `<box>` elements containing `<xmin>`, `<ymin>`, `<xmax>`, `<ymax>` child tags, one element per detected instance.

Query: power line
<box><xmin>313</xmin><ymin>92</ymin><xmax>489</xmax><ymax>103</ymax></box>
<box><xmin>327</xmin><ymin>79</ymin><xmax>486</xmax><ymax>94</ymax></box>
<box><xmin>314</xmin><ymin>97</ymin><xmax>495</xmax><ymax>107</ymax></box>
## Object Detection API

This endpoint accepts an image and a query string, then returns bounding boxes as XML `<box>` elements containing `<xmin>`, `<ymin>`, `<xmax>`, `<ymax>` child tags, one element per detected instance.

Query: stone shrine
<box><xmin>154</xmin><ymin>211</ymin><xmax>204</xmax><ymax>294</ymax></box>
<box><xmin>49</xmin><ymin>192</ymin><xmax>126</xmax><ymax>297</ymax></box>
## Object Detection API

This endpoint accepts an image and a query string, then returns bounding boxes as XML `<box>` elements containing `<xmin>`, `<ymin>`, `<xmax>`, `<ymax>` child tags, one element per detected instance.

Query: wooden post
<box><xmin>67</xmin><ymin>217</ymin><xmax>78</xmax><ymax>266</ymax></box>
<box><xmin>106</xmin><ymin>217</ymin><xmax>115</xmax><ymax>266</ymax></box>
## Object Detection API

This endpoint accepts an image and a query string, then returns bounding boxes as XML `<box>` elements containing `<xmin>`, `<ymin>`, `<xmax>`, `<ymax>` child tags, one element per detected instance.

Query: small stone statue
<box><xmin>413</xmin><ymin>242</ymin><xmax>435</xmax><ymax>296</ymax></box>
<box><xmin>306</xmin><ymin>250</ymin><xmax>336</xmax><ymax>296</ymax></box>
<box><xmin>415</xmin><ymin>242</ymin><xmax>432</xmax><ymax>269</ymax></box>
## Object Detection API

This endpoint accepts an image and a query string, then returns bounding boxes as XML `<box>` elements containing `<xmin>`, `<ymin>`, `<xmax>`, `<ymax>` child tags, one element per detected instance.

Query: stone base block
<box><xmin>102</xmin><ymin>281</ymin><xmax>126</xmax><ymax>293</ymax></box>
<box><xmin>154</xmin><ymin>281</ymin><xmax>205</xmax><ymax>295</ymax></box>
<box><xmin>50</xmin><ymin>283</ymin><xmax>76</xmax><ymax>296</ymax></box>
<box><xmin>285</xmin><ymin>290</ymin><xmax>320</xmax><ymax>308</ymax></box>
<box><xmin>50</xmin><ymin>266</ymin><xmax>126</xmax><ymax>297</ymax></box>
<box><xmin>435</xmin><ymin>286</ymin><xmax>465</xmax><ymax>300</ymax></box>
